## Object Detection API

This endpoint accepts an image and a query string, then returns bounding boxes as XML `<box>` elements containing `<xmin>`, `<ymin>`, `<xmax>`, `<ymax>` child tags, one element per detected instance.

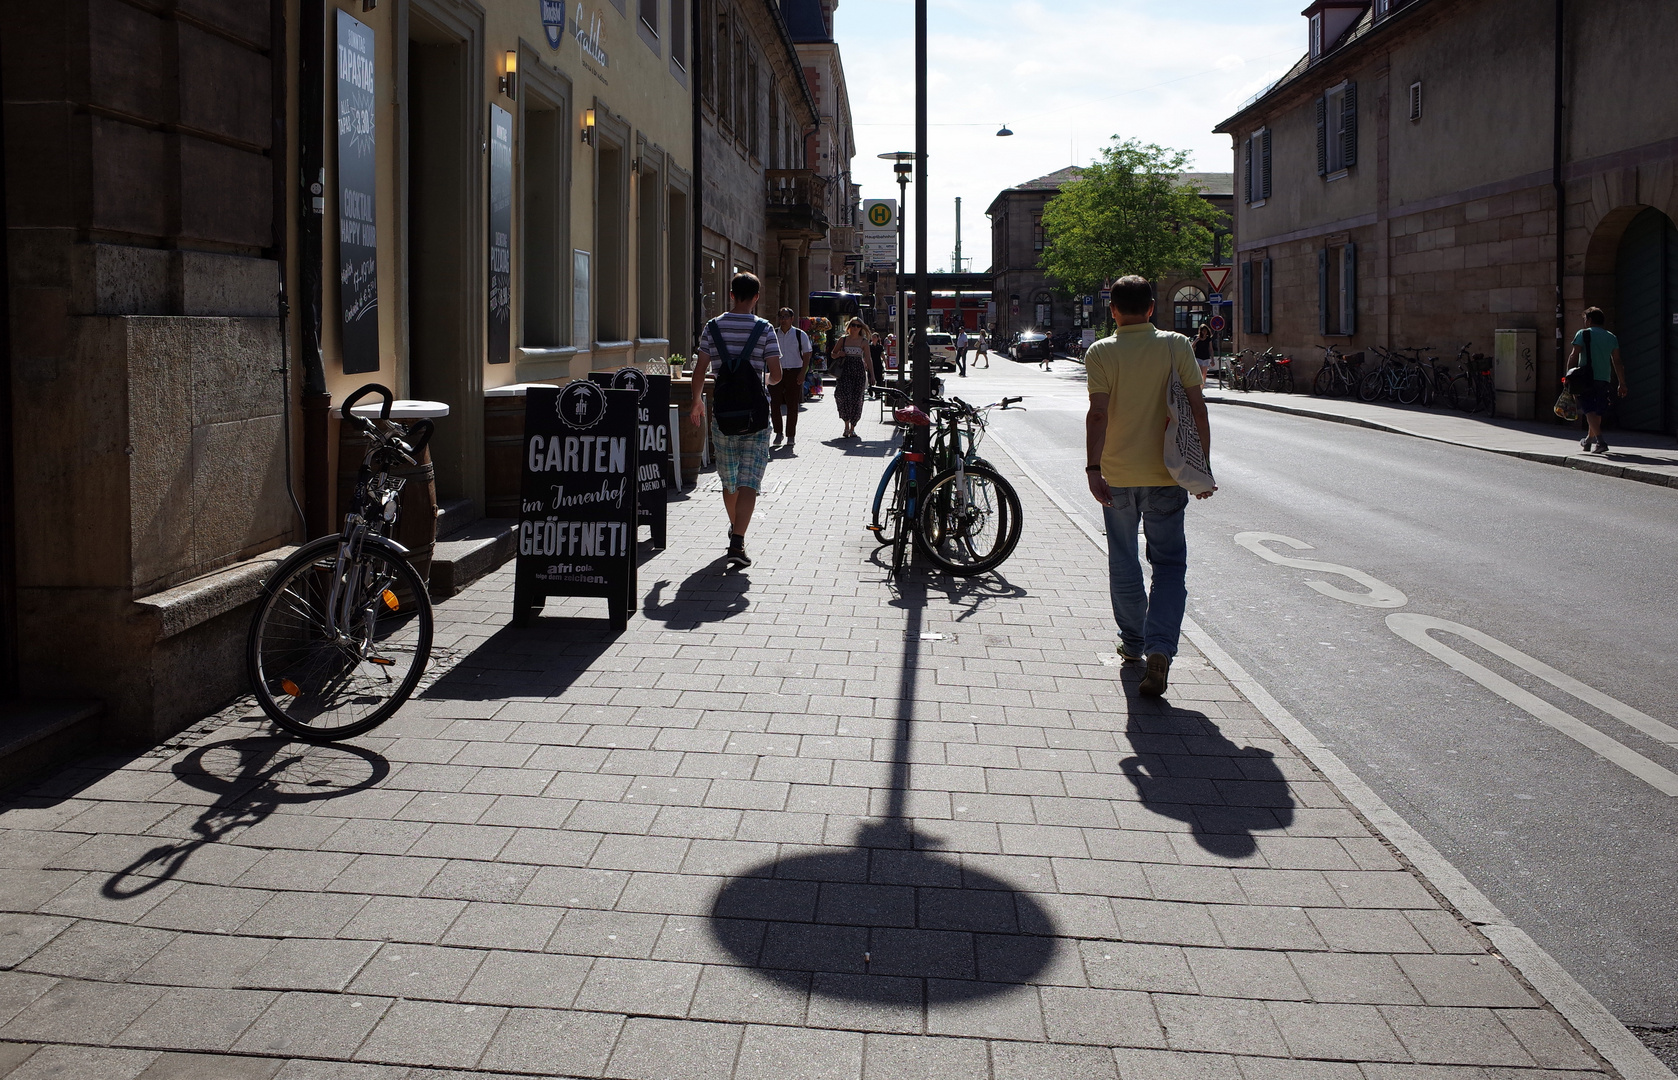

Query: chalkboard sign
<box><xmin>513</xmin><ymin>382</ymin><xmax>639</xmax><ymax>631</ymax></box>
<box><xmin>589</xmin><ymin>368</ymin><xmax>672</xmax><ymax>547</ymax></box>
<box><xmin>336</xmin><ymin>10</ymin><xmax>379</xmax><ymax>375</ymax></box>
<box><xmin>488</xmin><ymin>104</ymin><xmax>513</xmax><ymax>365</ymax></box>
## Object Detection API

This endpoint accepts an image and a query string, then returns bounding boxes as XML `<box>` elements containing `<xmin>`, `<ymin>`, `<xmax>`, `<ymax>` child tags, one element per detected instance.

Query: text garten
<box><xmin>527</xmin><ymin>434</ymin><xmax>628</xmax><ymax>474</ymax></box>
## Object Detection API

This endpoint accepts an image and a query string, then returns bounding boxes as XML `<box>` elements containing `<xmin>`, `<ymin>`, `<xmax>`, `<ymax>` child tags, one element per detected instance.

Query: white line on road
<box><xmin>1234</xmin><ymin>531</ymin><xmax>1409</xmax><ymax>608</ymax></box>
<box><xmin>1388</xmin><ymin>613</ymin><xmax>1678</xmax><ymax>797</ymax></box>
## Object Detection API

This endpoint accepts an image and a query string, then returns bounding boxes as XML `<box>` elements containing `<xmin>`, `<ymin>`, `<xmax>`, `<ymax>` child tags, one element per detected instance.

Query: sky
<box><xmin>830</xmin><ymin>0</ymin><xmax>1308</xmax><ymax>272</ymax></box>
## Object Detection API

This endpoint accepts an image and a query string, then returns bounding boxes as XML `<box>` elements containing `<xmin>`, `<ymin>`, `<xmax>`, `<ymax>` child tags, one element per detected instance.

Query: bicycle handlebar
<box><xmin>341</xmin><ymin>382</ymin><xmax>394</xmax><ymax>423</ymax></box>
<box><xmin>1000</xmin><ymin>396</ymin><xmax>1022</xmax><ymax>409</ymax></box>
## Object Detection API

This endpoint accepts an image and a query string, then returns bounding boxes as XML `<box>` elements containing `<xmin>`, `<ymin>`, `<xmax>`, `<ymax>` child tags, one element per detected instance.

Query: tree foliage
<box><xmin>1039</xmin><ymin>138</ymin><xmax>1225</xmax><ymax>299</ymax></box>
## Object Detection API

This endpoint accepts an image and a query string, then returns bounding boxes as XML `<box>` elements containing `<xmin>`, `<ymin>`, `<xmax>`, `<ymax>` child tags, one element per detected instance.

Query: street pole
<box><xmin>897</xmin><ymin>169</ymin><xmax>908</xmax><ymax>387</ymax></box>
<box><xmin>912</xmin><ymin>0</ymin><xmax>930</xmax><ymax>419</ymax></box>
<box><xmin>953</xmin><ymin>197</ymin><xmax>961</xmax><ymax>273</ymax></box>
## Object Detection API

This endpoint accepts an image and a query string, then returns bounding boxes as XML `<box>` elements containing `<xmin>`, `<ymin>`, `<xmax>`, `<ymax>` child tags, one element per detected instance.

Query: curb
<box><xmin>985</xmin><ymin>428</ymin><xmax>1678</xmax><ymax>1080</ymax></box>
<box><xmin>1206</xmin><ymin>393</ymin><xmax>1678</xmax><ymax>490</ymax></box>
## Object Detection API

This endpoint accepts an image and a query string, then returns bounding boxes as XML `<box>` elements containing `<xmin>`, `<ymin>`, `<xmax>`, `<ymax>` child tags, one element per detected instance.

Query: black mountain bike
<box><xmin>246</xmin><ymin>384</ymin><xmax>435</xmax><ymax>741</ymax></box>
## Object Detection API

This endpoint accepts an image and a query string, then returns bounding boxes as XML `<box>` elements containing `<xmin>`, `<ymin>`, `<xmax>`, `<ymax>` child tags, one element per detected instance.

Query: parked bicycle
<box><xmin>868</xmin><ymin>387</ymin><xmax>1024</xmax><ymax>576</ymax></box>
<box><xmin>1310</xmin><ymin>344</ymin><xmax>1363</xmax><ymax>397</ymax></box>
<box><xmin>1359</xmin><ymin>346</ymin><xmax>1422</xmax><ymax>404</ymax></box>
<box><xmin>1448</xmin><ymin>344</ymin><xmax>1494</xmax><ymax>414</ymax></box>
<box><xmin>247</xmin><ymin>384</ymin><xmax>435</xmax><ymax>741</ymax></box>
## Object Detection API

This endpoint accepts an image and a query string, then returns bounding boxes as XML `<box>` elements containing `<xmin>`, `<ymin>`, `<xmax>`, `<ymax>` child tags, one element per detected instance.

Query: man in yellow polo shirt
<box><xmin>1084</xmin><ymin>276</ymin><xmax>1215</xmax><ymax>697</ymax></box>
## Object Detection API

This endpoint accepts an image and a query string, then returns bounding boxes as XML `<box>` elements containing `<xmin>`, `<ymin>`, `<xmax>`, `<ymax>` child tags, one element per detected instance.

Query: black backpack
<box><xmin>708</xmin><ymin>318</ymin><xmax>771</xmax><ymax>436</ymax></box>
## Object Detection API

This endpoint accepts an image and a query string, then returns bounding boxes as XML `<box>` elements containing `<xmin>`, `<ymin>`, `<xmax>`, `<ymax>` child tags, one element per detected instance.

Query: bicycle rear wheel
<box><xmin>1358</xmin><ymin>370</ymin><xmax>1383</xmax><ymax>402</ymax></box>
<box><xmin>869</xmin><ymin>456</ymin><xmax>904</xmax><ymax>546</ymax></box>
<box><xmin>1312</xmin><ymin>365</ymin><xmax>1335</xmax><ymax>396</ymax></box>
<box><xmin>248</xmin><ymin>536</ymin><xmax>433</xmax><ymax>741</ymax></box>
<box><xmin>1270</xmin><ymin>366</ymin><xmax>1294</xmax><ymax>394</ymax></box>
<box><xmin>1396</xmin><ymin>369</ymin><xmax>1421</xmax><ymax>405</ymax></box>
<box><xmin>914</xmin><ymin>464</ymin><xmax>1023</xmax><ymax>576</ymax></box>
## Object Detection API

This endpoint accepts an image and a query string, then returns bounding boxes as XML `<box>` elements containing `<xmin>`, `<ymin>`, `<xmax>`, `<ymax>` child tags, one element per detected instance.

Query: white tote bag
<box><xmin>1163</xmin><ymin>370</ymin><xmax>1216</xmax><ymax>494</ymax></box>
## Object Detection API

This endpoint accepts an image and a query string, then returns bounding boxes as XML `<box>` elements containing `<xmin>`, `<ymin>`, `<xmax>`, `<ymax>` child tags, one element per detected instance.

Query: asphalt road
<box><xmin>942</xmin><ymin>351</ymin><xmax>1678</xmax><ymax>1036</ymax></box>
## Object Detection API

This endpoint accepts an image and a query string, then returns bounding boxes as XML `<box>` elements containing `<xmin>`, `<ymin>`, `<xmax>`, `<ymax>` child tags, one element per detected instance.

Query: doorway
<box><xmin>1613</xmin><ymin>206</ymin><xmax>1678</xmax><ymax>435</ymax></box>
<box><xmin>406</xmin><ymin>17</ymin><xmax>480</xmax><ymax>506</ymax></box>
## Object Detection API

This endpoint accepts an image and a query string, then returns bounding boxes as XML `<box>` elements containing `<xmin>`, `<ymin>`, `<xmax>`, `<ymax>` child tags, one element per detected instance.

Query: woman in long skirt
<box><xmin>831</xmin><ymin>318</ymin><xmax>870</xmax><ymax>438</ymax></box>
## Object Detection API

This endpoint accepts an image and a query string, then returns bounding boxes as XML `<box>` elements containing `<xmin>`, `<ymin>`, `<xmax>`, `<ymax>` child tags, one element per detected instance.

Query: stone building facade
<box><xmin>696</xmin><ymin>0</ymin><xmax>822</xmax><ymax>324</ymax></box>
<box><xmin>783</xmin><ymin>0</ymin><xmax>861</xmax><ymax>295</ymax></box>
<box><xmin>1</xmin><ymin>0</ymin><xmax>693</xmax><ymax>756</ymax></box>
<box><xmin>987</xmin><ymin>168</ymin><xmax>1233</xmax><ymax>342</ymax></box>
<box><xmin>1217</xmin><ymin>0</ymin><xmax>1678</xmax><ymax>434</ymax></box>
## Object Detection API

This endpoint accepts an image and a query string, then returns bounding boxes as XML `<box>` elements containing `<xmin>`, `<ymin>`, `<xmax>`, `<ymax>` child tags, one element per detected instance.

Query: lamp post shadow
<box><xmin>706</xmin><ymin>566</ymin><xmax>1059</xmax><ymax>1004</ymax></box>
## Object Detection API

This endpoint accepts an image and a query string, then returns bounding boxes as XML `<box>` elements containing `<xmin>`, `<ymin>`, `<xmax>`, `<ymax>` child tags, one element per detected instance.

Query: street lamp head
<box><xmin>996</xmin><ymin>124</ymin><xmax>1013</xmax><ymax>137</ymax></box>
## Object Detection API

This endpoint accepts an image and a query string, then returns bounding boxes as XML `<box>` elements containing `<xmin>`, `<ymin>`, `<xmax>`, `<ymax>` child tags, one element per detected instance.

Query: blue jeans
<box><xmin>1102</xmin><ymin>485</ymin><xmax>1190</xmax><ymax>658</ymax></box>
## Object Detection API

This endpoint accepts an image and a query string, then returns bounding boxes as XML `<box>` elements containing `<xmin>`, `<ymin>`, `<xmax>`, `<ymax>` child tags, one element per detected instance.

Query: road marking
<box><xmin>1234</xmin><ymin>532</ymin><xmax>1408</xmax><ymax>608</ymax></box>
<box><xmin>1388</xmin><ymin>613</ymin><xmax>1678</xmax><ymax>797</ymax></box>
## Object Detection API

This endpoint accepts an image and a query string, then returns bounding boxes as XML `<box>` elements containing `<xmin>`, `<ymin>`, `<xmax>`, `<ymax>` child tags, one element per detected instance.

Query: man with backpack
<box><xmin>688</xmin><ymin>273</ymin><xmax>783</xmax><ymax>568</ymax></box>
<box><xmin>1567</xmin><ymin>306</ymin><xmax>1629</xmax><ymax>453</ymax></box>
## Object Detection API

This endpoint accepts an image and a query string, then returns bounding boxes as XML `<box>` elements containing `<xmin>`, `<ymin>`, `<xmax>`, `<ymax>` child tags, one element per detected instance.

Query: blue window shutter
<box><xmin>1315</xmin><ymin>96</ymin><xmax>1328</xmax><ymax>176</ymax></box>
<box><xmin>1342</xmin><ymin>242</ymin><xmax>1358</xmax><ymax>335</ymax></box>
<box><xmin>1261</xmin><ymin>258</ymin><xmax>1273</xmax><ymax>335</ymax></box>
<box><xmin>1241</xmin><ymin>260</ymin><xmax>1254</xmax><ymax>334</ymax></box>
<box><xmin>1244</xmin><ymin>137</ymin><xmax>1253</xmax><ymax>204</ymax></box>
<box><xmin>1261</xmin><ymin>129</ymin><xmax>1272</xmax><ymax>199</ymax></box>
<box><xmin>1342</xmin><ymin>82</ymin><xmax>1358</xmax><ymax>168</ymax></box>
<box><xmin>1318</xmin><ymin>248</ymin><xmax>1330</xmax><ymax>336</ymax></box>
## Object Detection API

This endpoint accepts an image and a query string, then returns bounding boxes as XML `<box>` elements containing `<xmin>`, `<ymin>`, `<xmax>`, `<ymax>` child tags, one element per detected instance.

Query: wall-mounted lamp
<box><xmin>995</xmin><ymin>123</ymin><xmax>1014</xmax><ymax>137</ymax></box>
<box><xmin>631</xmin><ymin>157</ymin><xmax>642</xmax><ymax>174</ymax></box>
<box><xmin>581</xmin><ymin>108</ymin><xmax>596</xmax><ymax>146</ymax></box>
<box><xmin>500</xmin><ymin>51</ymin><xmax>517</xmax><ymax>99</ymax></box>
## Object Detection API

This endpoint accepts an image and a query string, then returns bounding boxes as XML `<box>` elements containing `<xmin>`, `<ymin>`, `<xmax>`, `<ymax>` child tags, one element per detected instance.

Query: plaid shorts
<box><xmin>710</xmin><ymin>422</ymin><xmax>772</xmax><ymax>493</ymax></box>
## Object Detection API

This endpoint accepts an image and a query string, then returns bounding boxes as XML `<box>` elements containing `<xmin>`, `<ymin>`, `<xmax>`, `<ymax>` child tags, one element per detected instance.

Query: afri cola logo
<box><xmin>557</xmin><ymin>380</ymin><xmax>607</xmax><ymax>430</ymax></box>
<box><xmin>611</xmin><ymin>367</ymin><xmax>647</xmax><ymax>401</ymax></box>
<box><xmin>540</xmin><ymin>0</ymin><xmax>566</xmax><ymax>49</ymax></box>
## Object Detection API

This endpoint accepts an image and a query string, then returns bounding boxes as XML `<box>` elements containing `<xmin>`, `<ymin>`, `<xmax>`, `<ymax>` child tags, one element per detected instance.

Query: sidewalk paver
<box><xmin>1206</xmin><ymin>388</ymin><xmax>1678</xmax><ymax>487</ymax></box>
<box><xmin>0</xmin><ymin>393</ymin><xmax>1633</xmax><ymax>1079</ymax></box>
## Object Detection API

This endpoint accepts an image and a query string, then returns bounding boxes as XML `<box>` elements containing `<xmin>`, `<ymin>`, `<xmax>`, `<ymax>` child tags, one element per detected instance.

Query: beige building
<box><xmin>0</xmin><ymin>0</ymin><xmax>693</xmax><ymax>759</ymax></box>
<box><xmin>1217</xmin><ymin>0</ymin><xmax>1678</xmax><ymax>434</ymax></box>
<box><xmin>784</xmin><ymin>0</ymin><xmax>862</xmax><ymax>295</ymax></box>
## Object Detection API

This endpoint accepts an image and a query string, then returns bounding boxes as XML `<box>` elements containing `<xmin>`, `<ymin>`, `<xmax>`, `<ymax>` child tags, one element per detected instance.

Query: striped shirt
<box><xmin>700</xmin><ymin>313</ymin><xmax>781</xmax><ymax>376</ymax></box>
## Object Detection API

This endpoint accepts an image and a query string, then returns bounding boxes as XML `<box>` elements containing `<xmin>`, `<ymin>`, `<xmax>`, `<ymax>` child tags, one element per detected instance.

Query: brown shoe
<box><xmin>1139</xmin><ymin>653</ymin><xmax>1171</xmax><ymax>697</ymax></box>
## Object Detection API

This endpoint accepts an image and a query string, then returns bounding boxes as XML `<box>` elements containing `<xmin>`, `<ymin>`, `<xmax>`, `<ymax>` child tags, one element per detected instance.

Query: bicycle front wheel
<box><xmin>870</xmin><ymin>456</ymin><xmax>904</xmax><ymax>546</ymax></box>
<box><xmin>1396</xmin><ymin>370</ymin><xmax>1421</xmax><ymax>405</ymax></box>
<box><xmin>248</xmin><ymin>536</ymin><xmax>433</xmax><ymax>741</ymax></box>
<box><xmin>914</xmin><ymin>464</ymin><xmax>1023</xmax><ymax>576</ymax></box>
<box><xmin>1358</xmin><ymin>370</ymin><xmax>1383</xmax><ymax>402</ymax></box>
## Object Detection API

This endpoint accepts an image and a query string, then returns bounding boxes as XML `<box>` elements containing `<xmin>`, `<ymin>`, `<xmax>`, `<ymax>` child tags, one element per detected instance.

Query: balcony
<box><xmin>766</xmin><ymin>170</ymin><xmax>828</xmax><ymax>240</ymax></box>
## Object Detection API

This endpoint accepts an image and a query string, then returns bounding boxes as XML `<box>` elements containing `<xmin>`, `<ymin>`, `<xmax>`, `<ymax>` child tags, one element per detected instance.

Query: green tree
<box><xmin>1039</xmin><ymin>138</ymin><xmax>1224</xmax><ymax>300</ymax></box>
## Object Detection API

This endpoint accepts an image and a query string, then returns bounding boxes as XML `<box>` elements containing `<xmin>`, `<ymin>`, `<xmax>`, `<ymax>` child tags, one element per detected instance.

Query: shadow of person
<box><xmin>104</xmin><ymin>736</ymin><xmax>388</xmax><ymax>899</ymax></box>
<box><xmin>1118</xmin><ymin>686</ymin><xmax>1294</xmax><ymax>860</ymax></box>
<box><xmin>707</xmin><ymin>820</ymin><xmax>1058</xmax><ymax>1004</ymax></box>
<box><xmin>642</xmin><ymin>560</ymin><xmax>750</xmax><ymax>629</ymax></box>
<box><xmin>819</xmin><ymin>436</ymin><xmax>899</xmax><ymax>458</ymax></box>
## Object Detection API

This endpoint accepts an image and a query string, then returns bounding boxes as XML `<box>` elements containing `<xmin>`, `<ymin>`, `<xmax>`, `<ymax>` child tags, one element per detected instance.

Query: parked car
<box><xmin>924</xmin><ymin>331</ymin><xmax>958</xmax><ymax>372</ymax></box>
<box><xmin>1010</xmin><ymin>329</ymin><xmax>1052</xmax><ymax>362</ymax></box>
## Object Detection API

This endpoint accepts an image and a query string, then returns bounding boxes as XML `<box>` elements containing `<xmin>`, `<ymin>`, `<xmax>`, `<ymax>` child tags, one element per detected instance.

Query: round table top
<box><xmin>334</xmin><ymin>399</ymin><xmax>451</xmax><ymax>420</ymax></box>
<box><xmin>484</xmin><ymin>382</ymin><xmax>561</xmax><ymax>398</ymax></box>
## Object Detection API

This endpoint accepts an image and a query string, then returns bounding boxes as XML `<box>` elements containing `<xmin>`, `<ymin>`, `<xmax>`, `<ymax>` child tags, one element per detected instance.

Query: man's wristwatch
<box><xmin>1085</xmin><ymin>466</ymin><xmax>1102</xmax><ymax>473</ymax></box>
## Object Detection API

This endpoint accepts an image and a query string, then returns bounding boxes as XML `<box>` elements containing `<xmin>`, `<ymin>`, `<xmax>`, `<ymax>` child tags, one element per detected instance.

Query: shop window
<box><xmin>522</xmin><ymin>100</ymin><xmax>568</xmax><ymax>346</ymax></box>
<box><xmin>1173</xmin><ymin>285</ymin><xmax>1208</xmax><ymax>334</ymax></box>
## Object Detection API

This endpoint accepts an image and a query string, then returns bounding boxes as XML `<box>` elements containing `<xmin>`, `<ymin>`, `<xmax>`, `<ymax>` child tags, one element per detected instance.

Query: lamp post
<box><xmin>878</xmin><ymin>151</ymin><xmax>914</xmax><ymax>388</ymax></box>
<box><xmin>913</xmin><ymin>0</ymin><xmax>929</xmax><ymax>419</ymax></box>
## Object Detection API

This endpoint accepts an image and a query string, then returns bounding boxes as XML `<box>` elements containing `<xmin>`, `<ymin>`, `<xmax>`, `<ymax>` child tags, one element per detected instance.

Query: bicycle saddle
<box><xmin>893</xmin><ymin>406</ymin><xmax>932</xmax><ymax>427</ymax></box>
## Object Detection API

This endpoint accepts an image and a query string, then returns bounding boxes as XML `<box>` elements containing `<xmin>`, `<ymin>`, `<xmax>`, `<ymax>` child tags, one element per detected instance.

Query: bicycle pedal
<box><xmin>367</xmin><ymin>656</ymin><xmax>397</xmax><ymax>667</ymax></box>
<box><xmin>865</xmin><ymin>525</ymin><xmax>883</xmax><ymax>533</ymax></box>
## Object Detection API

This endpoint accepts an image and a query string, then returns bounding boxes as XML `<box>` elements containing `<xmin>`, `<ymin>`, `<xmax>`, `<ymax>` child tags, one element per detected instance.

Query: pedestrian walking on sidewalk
<box><xmin>974</xmin><ymin>326</ymin><xmax>990</xmax><ymax>368</ymax></box>
<box><xmin>689</xmin><ymin>272</ymin><xmax>783</xmax><ymax>568</ymax></box>
<box><xmin>1194</xmin><ymin>324</ymin><xmax>1214</xmax><ymax>377</ymax></box>
<box><xmin>1084</xmin><ymin>276</ymin><xmax>1215</xmax><ymax>697</ymax></box>
<box><xmin>869</xmin><ymin>332</ymin><xmax>887</xmax><ymax>386</ymax></box>
<box><xmin>771</xmin><ymin>307</ymin><xmax>813</xmax><ymax>450</ymax></box>
<box><xmin>956</xmin><ymin>327</ymin><xmax>970</xmax><ymax>377</ymax></box>
<box><xmin>1567</xmin><ymin>306</ymin><xmax>1628</xmax><ymax>453</ymax></box>
<box><xmin>830</xmin><ymin>317</ymin><xmax>870</xmax><ymax>439</ymax></box>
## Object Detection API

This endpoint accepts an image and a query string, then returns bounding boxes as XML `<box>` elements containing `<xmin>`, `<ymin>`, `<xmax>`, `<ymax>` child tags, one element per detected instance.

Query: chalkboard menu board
<box><xmin>513</xmin><ymin>382</ymin><xmax>639</xmax><ymax>631</ymax></box>
<box><xmin>488</xmin><ymin>104</ymin><xmax>513</xmax><ymax>365</ymax></box>
<box><xmin>336</xmin><ymin>10</ymin><xmax>379</xmax><ymax>375</ymax></box>
<box><xmin>589</xmin><ymin>368</ymin><xmax>672</xmax><ymax>547</ymax></box>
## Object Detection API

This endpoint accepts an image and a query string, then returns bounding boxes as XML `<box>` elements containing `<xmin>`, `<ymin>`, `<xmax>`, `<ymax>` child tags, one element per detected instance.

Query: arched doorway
<box><xmin>1172</xmin><ymin>285</ymin><xmax>1209</xmax><ymax>334</ymax></box>
<box><xmin>1614</xmin><ymin>206</ymin><xmax>1678</xmax><ymax>434</ymax></box>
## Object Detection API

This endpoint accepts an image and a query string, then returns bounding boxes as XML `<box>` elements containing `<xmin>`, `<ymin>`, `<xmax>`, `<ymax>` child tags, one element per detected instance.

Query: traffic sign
<box><xmin>1207</xmin><ymin>292</ymin><xmax>1222</xmax><ymax>305</ymax></box>
<box><xmin>1202</xmin><ymin>265</ymin><xmax>1231</xmax><ymax>294</ymax></box>
<box><xmin>1208</xmin><ymin>315</ymin><xmax>1226</xmax><ymax>332</ymax></box>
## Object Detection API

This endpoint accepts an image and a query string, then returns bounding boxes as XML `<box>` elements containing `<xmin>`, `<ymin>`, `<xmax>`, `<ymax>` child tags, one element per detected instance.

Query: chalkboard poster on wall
<box><xmin>336</xmin><ymin>10</ymin><xmax>379</xmax><ymax>375</ymax></box>
<box><xmin>589</xmin><ymin>368</ymin><xmax>672</xmax><ymax>548</ymax></box>
<box><xmin>513</xmin><ymin>382</ymin><xmax>640</xmax><ymax>631</ymax></box>
<box><xmin>488</xmin><ymin>103</ymin><xmax>513</xmax><ymax>365</ymax></box>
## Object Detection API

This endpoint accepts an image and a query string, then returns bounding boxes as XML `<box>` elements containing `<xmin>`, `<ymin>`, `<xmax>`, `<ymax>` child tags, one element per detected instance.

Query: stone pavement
<box><xmin>1203</xmin><ymin>388</ymin><xmax>1678</xmax><ymax>488</ymax></box>
<box><xmin>0</xmin><ymin>394</ymin><xmax>1634</xmax><ymax>1079</ymax></box>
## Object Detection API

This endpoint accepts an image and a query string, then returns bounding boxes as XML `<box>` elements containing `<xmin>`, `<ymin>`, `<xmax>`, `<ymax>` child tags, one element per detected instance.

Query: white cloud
<box><xmin>832</xmin><ymin>0</ymin><xmax>1303</xmax><ymax>270</ymax></box>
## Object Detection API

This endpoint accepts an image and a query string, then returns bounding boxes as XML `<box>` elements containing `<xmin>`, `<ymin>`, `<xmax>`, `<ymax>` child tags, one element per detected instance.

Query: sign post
<box><xmin>514</xmin><ymin>382</ymin><xmax>640</xmax><ymax>631</ymax></box>
<box><xmin>589</xmin><ymin>368</ymin><xmax>673</xmax><ymax>548</ymax></box>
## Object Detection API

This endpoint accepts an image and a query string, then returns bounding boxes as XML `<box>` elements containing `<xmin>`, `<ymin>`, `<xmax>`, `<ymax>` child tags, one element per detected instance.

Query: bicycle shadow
<box><xmin>706</xmin><ymin>561</ymin><xmax>1060</xmax><ymax>1005</ymax></box>
<box><xmin>103</xmin><ymin>736</ymin><xmax>388</xmax><ymax>899</ymax></box>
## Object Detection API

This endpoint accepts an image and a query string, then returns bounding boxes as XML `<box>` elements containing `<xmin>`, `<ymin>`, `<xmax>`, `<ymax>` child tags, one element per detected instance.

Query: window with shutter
<box><xmin>1241</xmin><ymin>260</ymin><xmax>1254</xmax><ymax>334</ymax></box>
<box><xmin>1243</xmin><ymin>138</ymin><xmax>1253</xmax><ymax>204</ymax></box>
<box><xmin>1340</xmin><ymin>242</ymin><xmax>1357</xmax><ymax>335</ymax></box>
<box><xmin>1315</xmin><ymin>96</ymin><xmax>1328</xmax><ymax>176</ymax></box>
<box><xmin>1261</xmin><ymin>129</ymin><xmax>1272</xmax><ymax>199</ymax></box>
<box><xmin>1260</xmin><ymin>258</ymin><xmax>1273</xmax><ymax>335</ymax></box>
<box><xmin>1318</xmin><ymin>249</ymin><xmax>1331</xmax><ymax>335</ymax></box>
<box><xmin>1340</xmin><ymin>82</ymin><xmax>1358</xmax><ymax>168</ymax></box>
